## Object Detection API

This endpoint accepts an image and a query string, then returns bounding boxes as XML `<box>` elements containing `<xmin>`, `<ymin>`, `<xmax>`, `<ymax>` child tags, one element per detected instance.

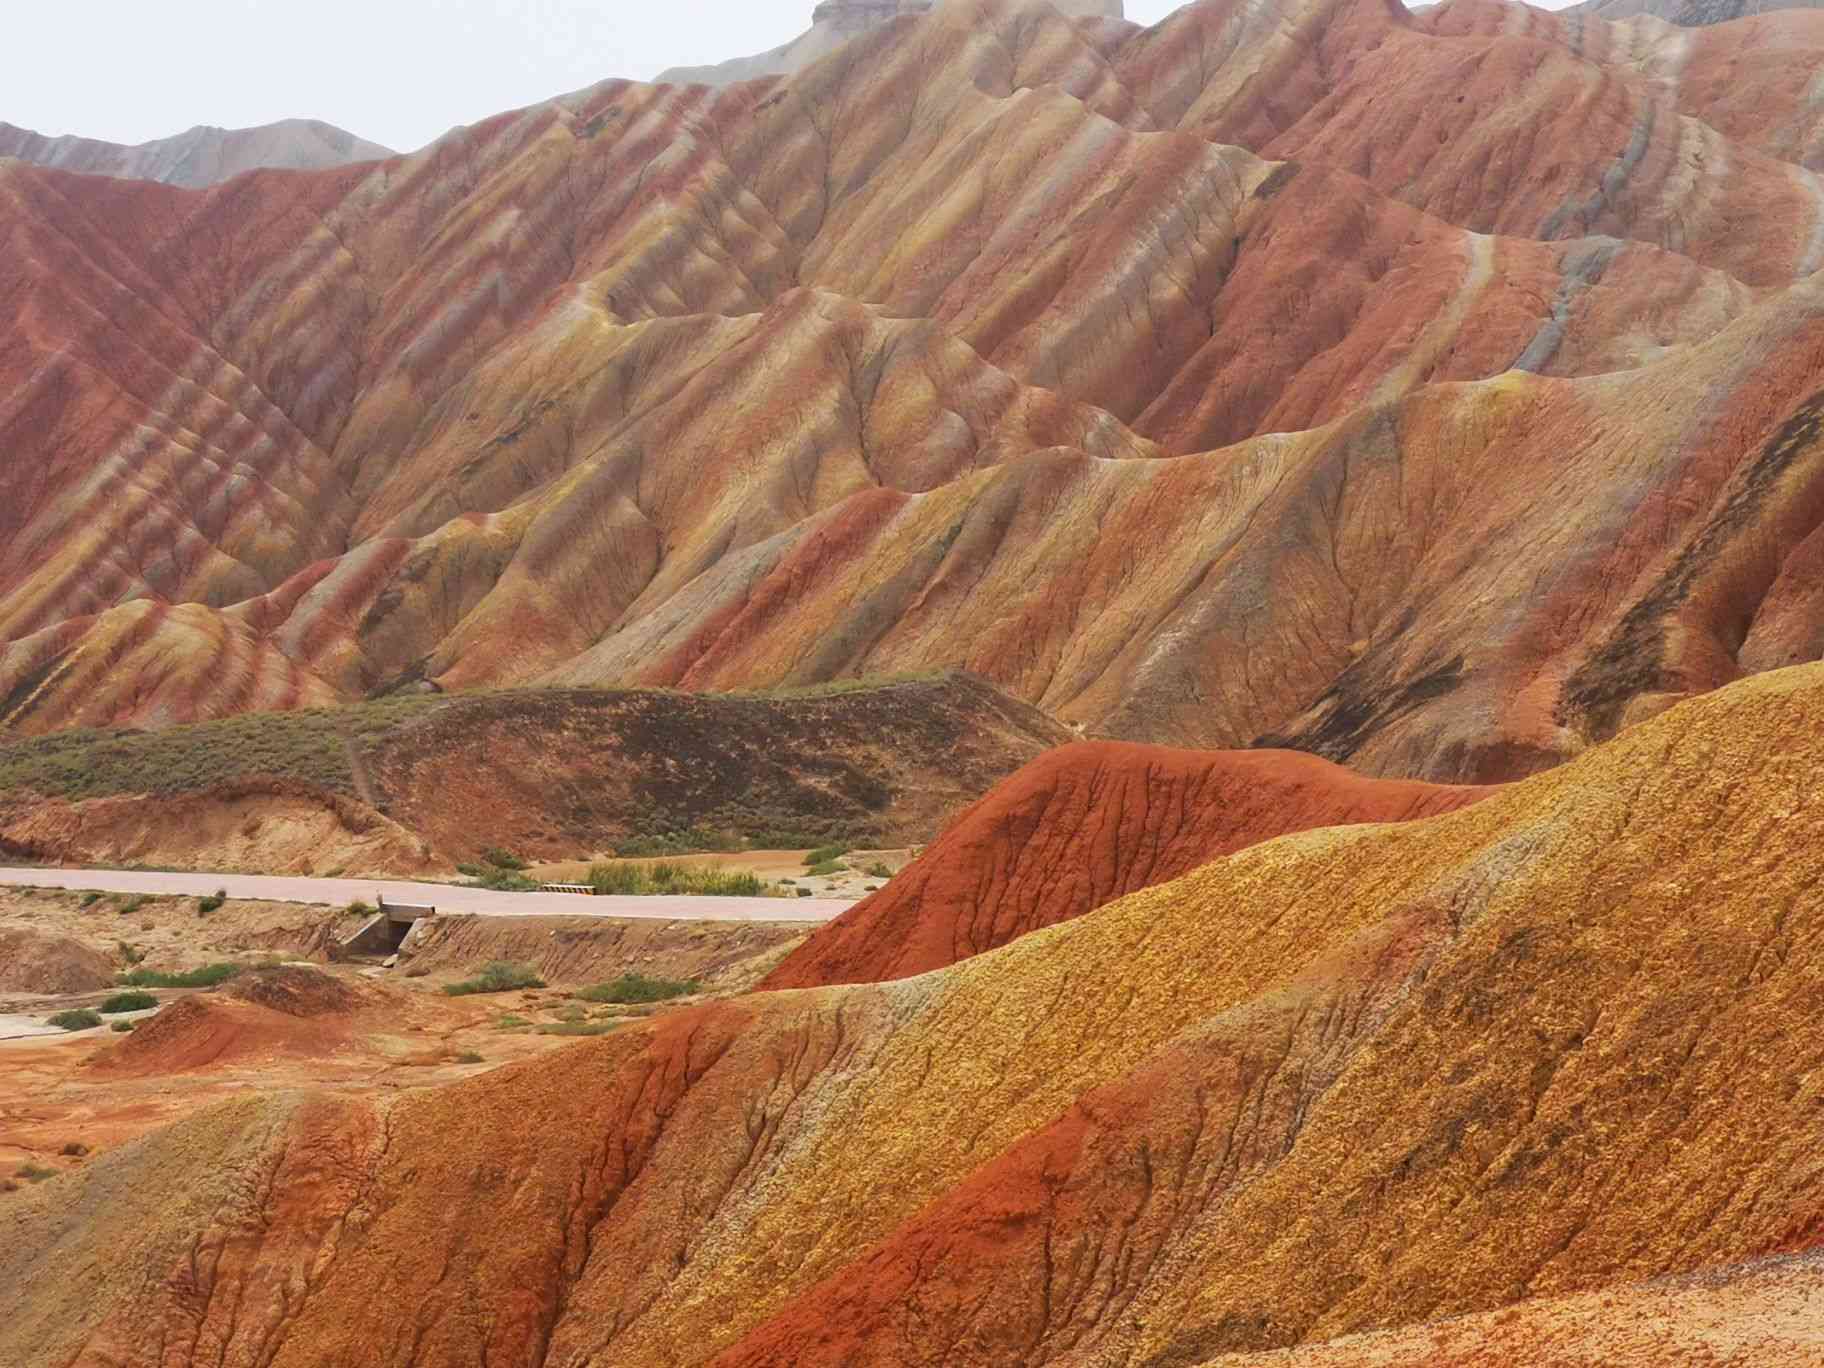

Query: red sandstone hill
<box><xmin>6</xmin><ymin>0</ymin><xmax>1824</xmax><ymax>780</ymax></box>
<box><xmin>761</xmin><ymin>741</ymin><xmax>1494</xmax><ymax>989</ymax></box>
<box><xmin>7</xmin><ymin>662</ymin><xmax>1824</xmax><ymax>1366</ymax></box>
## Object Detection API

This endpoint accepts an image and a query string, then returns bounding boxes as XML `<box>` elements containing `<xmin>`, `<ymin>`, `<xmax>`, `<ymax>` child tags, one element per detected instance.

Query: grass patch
<box><xmin>804</xmin><ymin>859</ymin><xmax>844</xmax><ymax>878</ymax></box>
<box><xmin>118</xmin><ymin>962</ymin><xmax>244</xmax><ymax>989</ymax></box>
<box><xmin>804</xmin><ymin>844</ymin><xmax>851</xmax><ymax>866</ymax></box>
<box><xmin>586</xmin><ymin>862</ymin><xmax>771</xmax><ymax>898</ymax></box>
<box><xmin>443</xmin><ymin>962</ymin><xmax>545</xmax><ymax>996</ymax></box>
<box><xmin>16</xmin><ymin>1163</ymin><xmax>57</xmax><ymax>1183</ymax></box>
<box><xmin>457</xmin><ymin>863</ymin><xmax>539</xmax><ymax>892</ymax></box>
<box><xmin>495</xmin><ymin>1014</ymin><xmax>531</xmax><ymax>1030</ymax></box>
<box><xmin>576</xmin><ymin>972</ymin><xmax>699</xmax><ymax>1005</ymax></box>
<box><xmin>534</xmin><ymin>1021</ymin><xmax>619</xmax><ymax>1037</ymax></box>
<box><xmin>98</xmin><ymin>991</ymin><xmax>158</xmax><ymax>1014</ymax></box>
<box><xmin>46</xmin><ymin>1009</ymin><xmax>102</xmax><ymax>1032</ymax></box>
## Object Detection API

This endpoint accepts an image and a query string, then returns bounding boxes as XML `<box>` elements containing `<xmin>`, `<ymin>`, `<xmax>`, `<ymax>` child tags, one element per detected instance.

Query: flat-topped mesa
<box><xmin>811</xmin><ymin>0</ymin><xmax>934</xmax><ymax>30</ymax></box>
<box><xmin>812</xmin><ymin>0</ymin><xmax>1121</xmax><ymax>23</ymax></box>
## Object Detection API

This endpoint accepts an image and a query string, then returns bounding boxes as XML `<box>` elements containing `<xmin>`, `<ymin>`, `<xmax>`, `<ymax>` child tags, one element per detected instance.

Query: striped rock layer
<box><xmin>8</xmin><ymin>658</ymin><xmax>1824</xmax><ymax>1366</ymax></box>
<box><xmin>8</xmin><ymin>0</ymin><xmax>1824</xmax><ymax>781</ymax></box>
<box><xmin>759</xmin><ymin>739</ymin><xmax>1496</xmax><ymax>988</ymax></box>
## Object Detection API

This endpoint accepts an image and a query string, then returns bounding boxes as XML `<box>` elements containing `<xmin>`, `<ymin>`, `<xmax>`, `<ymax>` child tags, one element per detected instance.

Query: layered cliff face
<box><xmin>0</xmin><ymin>118</ymin><xmax>392</xmax><ymax>187</ymax></box>
<box><xmin>1566</xmin><ymin>0</ymin><xmax>1824</xmax><ymax>25</ymax></box>
<box><xmin>9</xmin><ymin>661</ymin><xmax>1824</xmax><ymax>1366</ymax></box>
<box><xmin>6</xmin><ymin>0</ymin><xmax>1824</xmax><ymax>784</ymax></box>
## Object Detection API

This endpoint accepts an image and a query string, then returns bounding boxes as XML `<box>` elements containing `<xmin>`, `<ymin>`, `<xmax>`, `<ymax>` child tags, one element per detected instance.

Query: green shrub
<box><xmin>585</xmin><ymin>862</ymin><xmax>768</xmax><ymax>898</ymax></box>
<box><xmin>864</xmin><ymin>861</ymin><xmax>893</xmax><ymax>879</ymax></box>
<box><xmin>613</xmin><ymin>826</ymin><xmax>743</xmax><ymax>858</ymax></box>
<box><xmin>804</xmin><ymin>844</ymin><xmax>851</xmax><ymax>867</ymax></box>
<box><xmin>805</xmin><ymin>859</ymin><xmax>844</xmax><ymax>878</ymax></box>
<box><xmin>443</xmin><ymin>962</ymin><xmax>545</xmax><ymax>996</ymax></box>
<box><xmin>576</xmin><ymin>973</ymin><xmax>699</xmax><ymax>1005</ymax></box>
<box><xmin>196</xmin><ymin>888</ymin><xmax>227</xmax><ymax>916</ymax></box>
<box><xmin>16</xmin><ymin>1163</ymin><xmax>56</xmax><ymax>1183</ymax></box>
<box><xmin>47</xmin><ymin>1010</ymin><xmax>101</xmax><ymax>1032</ymax></box>
<box><xmin>111</xmin><ymin>1021</ymin><xmax>135</xmax><ymax>1033</ymax></box>
<box><xmin>534</xmin><ymin>1021</ymin><xmax>619</xmax><ymax>1037</ymax></box>
<box><xmin>80</xmin><ymin>891</ymin><xmax>103</xmax><ymax>908</ymax></box>
<box><xmin>480</xmin><ymin>847</ymin><xmax>529</xmax><ymax>870</ymax></box>
<box><xmin>346</xmin><ymin>900</ymin><xmax>374</xmax><ymax>917</ymax></box>
<box><xmin>118</xmin><ymin>962</ymin><xmax>244</xmax><ymax>989</ymax></box>
<box><xmin>459</xmin><ymin>864</ymin><xmax>539</xmax><ymax>891</ymax></box>
<box><xmin>98</xmin><ymin>991</ymin><xmax>157</xmax><ymax>1014</ymax></box>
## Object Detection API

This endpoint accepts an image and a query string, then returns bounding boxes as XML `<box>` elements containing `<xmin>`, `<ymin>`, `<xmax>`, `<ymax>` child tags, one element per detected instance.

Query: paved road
<box><xmin>0</xmin><ymin>868</ymin><xmax>846</xmax><ymax>924</ymax></box>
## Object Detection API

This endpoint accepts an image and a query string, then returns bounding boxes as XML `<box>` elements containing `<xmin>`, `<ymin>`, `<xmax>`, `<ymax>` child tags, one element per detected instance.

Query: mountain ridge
<box><xmin>0</xmin><ymin>117</ymin><xmax>392</xmax><ymax>187</ymax></box>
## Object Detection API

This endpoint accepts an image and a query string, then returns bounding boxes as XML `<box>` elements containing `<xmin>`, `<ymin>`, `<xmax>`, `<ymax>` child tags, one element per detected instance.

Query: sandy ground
<box><xmin>0</xmin><ymin>883</ymin><xmax>832</xmax><ymax>1193</ymax></box>
<box><xmin>0</xmin><ymin>978</ymin><xmax>563</xmax><ymax>1185</ymax></box>
<box><xmin>0</xmin><ymin>867</ymin><xmax>847</xmax><ymax>923</ymax></box>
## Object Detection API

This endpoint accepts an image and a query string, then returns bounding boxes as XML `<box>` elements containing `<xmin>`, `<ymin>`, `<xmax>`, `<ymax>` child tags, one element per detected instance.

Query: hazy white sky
<box><xmin>8</xmin><ymin>0</ymin><xmax>1230</xmax><ymax>153</ymax></box>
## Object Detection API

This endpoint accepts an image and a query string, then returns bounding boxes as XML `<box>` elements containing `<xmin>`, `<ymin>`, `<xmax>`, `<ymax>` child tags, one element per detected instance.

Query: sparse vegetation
<box><xmin>535</xmin><ymin>1021</ymin><xmax>619</xmax><ymax>1037</ymax></box>
<box><xmin>196</xmin><ymin>888</ymin><xmax>227</xmax><ymax>916</ymax></box>
<box><xmin>805</xmin><ymin>859</ymin><xmax>844</xmax><ymax>878</ymax></box>
<box><xmin>457</xmin><ymin>862</ymin><xmax>540</xmax><ymax>892</ymax></box>
<box><xmin>119</xmin><ymin>962</ymin><xmax>244</xmax><ymax>989</ymax></box>
<box><xmin>586</xmin><ymin>861</ymin><xmax>771</xmax><ymax>898</ymax></box>
<box><xmin>346</xmin><ymin>900</ymin><xmax>374</xmax><ymax>917</ymax></box>
<box><xmin>111</xmin><ymin>1021</ymin><xmax>135</xmax><ymax>1033</ymax></box>
<box><xmin>118</xmin><ymin>896</ymin><xmax>147</xmax><ymax>916</ymax></box>
<box><xmin>454</xmin><ymin>1051</ymin><xmax>485</xmax><ymax>1064</ymax></box>
<box><xmin>98</xmin><ymin>991</ymin><xmax>158</xmax><ymax>1014</ymax></box>
<box><xmin>495</xmin><ymin>1014</ymin><xmax>531</xmax><ymax>1029</ymax></box>
<box><xmin>46</xmin><ymin>1009</ymin><xmax>102</xmax><ymax>1032</ymax></box>
<box><xmin>556</xmin><ymin>1004</ymin><xmax>587</xmax><ymax>1023</ymax></box>
<box><xmin>613</xmin><ymin>826</ymin><xmax>745</xmax><ymax>858</ymax></box>
<box><xmin>443</xmin><ymin>961</ymin><xmax>546</xmax><ymax>996</ymax></box>
<box><xmin>805</xmin><ymin>844</ymin><xmax>851</xmax><ymax>867</ymax></box>
<box><xmin>0</xmin><ymin>694</ymin><xmax>445</xmax><ymax>802</ymax></box>
<box><xmin>16</xmin><ymin>1163</ymin><xmax>56</xmax><ymax>1183</ymax></box>
<box><xmin>576</xmin><ymin>972</ymin><xmax>699</xmax><ymax>1005</ymax></box>
<box><xmin>864</xmin><ymin>861</ymin><xmax>893</xmax><ymax>879</ymax></box>
<box><xmin>59</xmin><ymin>1142</ymin><xmax>89</xmax><ymax>1157</ymax></box>
<box><xmin>80</xmin><ymin>891</ymin><xmax>103</xmax><ymax>908</ymax></box>
<box><xmin>116</xmin><ymin>940</ymin><xmax>145</xmax><ymax>964</ymax></box>
<box><xmin>480</xmin><ymin>847</ymin><xmax>528</xmax><ymax>870</ymax></box>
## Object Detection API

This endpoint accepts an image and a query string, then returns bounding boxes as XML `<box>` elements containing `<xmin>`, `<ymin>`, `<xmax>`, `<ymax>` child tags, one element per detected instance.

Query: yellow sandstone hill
<box><xmin>6</xmin><ymin>661</ymin><xmax>1823</xmax><ymax>1365</ymax></box>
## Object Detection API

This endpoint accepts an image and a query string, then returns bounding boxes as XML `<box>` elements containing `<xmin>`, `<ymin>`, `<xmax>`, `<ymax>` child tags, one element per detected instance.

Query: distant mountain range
<box><xmin>0</xmin><ymin>117</ymin><xmax>391</xmax><ymax>188</ymax></box>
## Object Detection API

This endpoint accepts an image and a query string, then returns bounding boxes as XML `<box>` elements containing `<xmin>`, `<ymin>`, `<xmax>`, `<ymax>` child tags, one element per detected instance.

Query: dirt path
<box><xmin>0</xmin><ymin>868</ymin><xmax>843</xmax><ymax>923</ymax></box>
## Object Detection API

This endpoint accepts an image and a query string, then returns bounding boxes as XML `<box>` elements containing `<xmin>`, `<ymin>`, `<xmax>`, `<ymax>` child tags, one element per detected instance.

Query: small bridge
<box><xmin>333</xmin><ymin>896</ymin><xmax>437</xmax><ymax>960</ymax></box>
